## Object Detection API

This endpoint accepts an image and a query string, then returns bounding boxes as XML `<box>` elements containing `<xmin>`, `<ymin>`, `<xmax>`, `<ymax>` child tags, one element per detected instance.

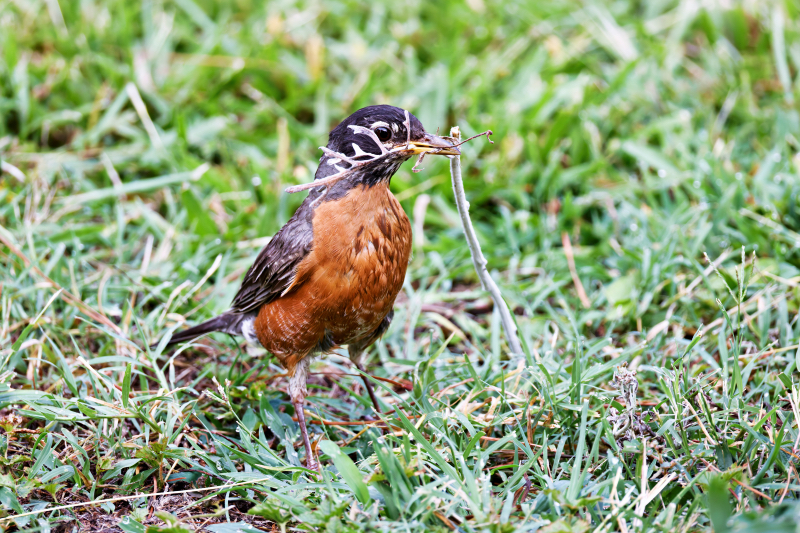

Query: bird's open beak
<box><xmin>405</xmin><ymin>133</ymin><xmax>460</xmax><ymax>156</ymax></box>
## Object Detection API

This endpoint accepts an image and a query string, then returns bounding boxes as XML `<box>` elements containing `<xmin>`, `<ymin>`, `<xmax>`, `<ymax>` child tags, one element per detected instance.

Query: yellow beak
<box><xmin>406</xmin><ymin>133</ymin><xmax>460</xmax><ymax>156</ymax></box>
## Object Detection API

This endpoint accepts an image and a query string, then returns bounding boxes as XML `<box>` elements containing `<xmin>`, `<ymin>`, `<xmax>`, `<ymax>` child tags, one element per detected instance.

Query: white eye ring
<box><xmin>369</xmin><ymin>121</ymin><xmax>390</xmax><ymax>130</ymax></box>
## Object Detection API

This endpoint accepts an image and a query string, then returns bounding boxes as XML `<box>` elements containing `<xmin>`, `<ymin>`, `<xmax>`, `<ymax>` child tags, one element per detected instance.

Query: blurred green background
<box><xmin>4</xmin><ymin>0</ymin><xmax>799</xmax><ymax>337</ymax></box>
<box><xmin>3</xmin><ymin>0</ymin><xmax>800</xmax><ymax>531</ymax></box>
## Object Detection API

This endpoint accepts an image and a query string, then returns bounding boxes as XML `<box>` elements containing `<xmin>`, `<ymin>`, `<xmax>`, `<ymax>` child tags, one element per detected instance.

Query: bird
<box><xmin>157</xmin><ymin>105</ymin><xmax>459</xmax><ymax>471</ymax></box>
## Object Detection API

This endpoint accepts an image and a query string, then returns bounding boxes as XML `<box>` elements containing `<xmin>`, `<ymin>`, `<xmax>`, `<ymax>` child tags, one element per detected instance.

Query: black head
<box><xmin>313</xmin><ymin>105</ymin><xmax>458</xmax><ymax>188</ymax></box>
<box><xmin>327</xmin><ymin>105</ymin><xmax>426</xmax><ymax>157</ymax></box>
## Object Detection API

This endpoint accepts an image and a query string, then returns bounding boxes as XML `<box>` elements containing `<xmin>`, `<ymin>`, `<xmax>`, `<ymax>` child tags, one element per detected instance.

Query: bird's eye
<box><xmin>374</xmin><ymin>126</ymin><xmax>392</xmax><ymax>142</ymax></box>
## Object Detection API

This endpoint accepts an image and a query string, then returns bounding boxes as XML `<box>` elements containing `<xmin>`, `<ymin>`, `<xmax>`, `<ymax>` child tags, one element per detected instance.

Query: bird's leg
<box><xmin>288</xmin><ymin>357</ymin><xmax>319</xmax><ymax>472</ymax></box>
<box><xmin>349</xmin><ymin>348</ymin><xmax>381</xmax><ymax>414</ymax></box>
<box><xmin>292</xmin><ymin>397</ymin><xmax>317</xmax><ymax>471</ymax></box>
<box><xmin>356</xmin><ymin>361</ymin><xmax>381</xmax><ymax>414</ymax></box>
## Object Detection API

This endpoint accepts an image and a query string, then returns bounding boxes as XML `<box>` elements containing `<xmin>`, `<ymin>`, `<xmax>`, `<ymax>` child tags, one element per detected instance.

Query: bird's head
<box><xmin>312</xmin><ymin>105</ymin><xmax>459</xmax><ymax>189</ymax></box>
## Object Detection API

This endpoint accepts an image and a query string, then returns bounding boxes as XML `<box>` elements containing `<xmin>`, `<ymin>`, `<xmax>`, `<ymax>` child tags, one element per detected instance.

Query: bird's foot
<box><xmin>306</xmin><ymin>458</ymin><xmax>322</xmax><ymax>474</ymax></box>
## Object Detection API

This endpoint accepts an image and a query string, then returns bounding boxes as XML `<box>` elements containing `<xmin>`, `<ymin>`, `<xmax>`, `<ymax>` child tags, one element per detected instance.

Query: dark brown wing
<box><xmin>231</xmin><ymin>150</ymin><xmax>355</xmax><ymax>314</ymax></box>
<box><xmin>230</xmin><ymin>199</ymin><xmax>315</xmax><ymax>314</ymax></box>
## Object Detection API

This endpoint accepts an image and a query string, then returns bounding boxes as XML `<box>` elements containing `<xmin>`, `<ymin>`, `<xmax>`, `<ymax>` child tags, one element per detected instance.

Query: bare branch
<box><xmin>448</xmin><ymin>126</ymin><xmax>523</xmax><ymax>355</ymax></box>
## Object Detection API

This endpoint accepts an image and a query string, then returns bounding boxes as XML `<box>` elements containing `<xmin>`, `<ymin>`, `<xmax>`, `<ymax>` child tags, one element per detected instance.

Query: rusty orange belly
<box><xmin>254</xmin><ymin>182</ymin><xmax>411</xmax><ymax>369</ymax></box>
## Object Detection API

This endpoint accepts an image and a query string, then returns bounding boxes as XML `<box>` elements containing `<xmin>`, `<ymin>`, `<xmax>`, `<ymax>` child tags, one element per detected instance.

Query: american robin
<box><xmin>158</xmin><ymin>105</ymin><xmax>459</xmax><ymax>470</ymax></box>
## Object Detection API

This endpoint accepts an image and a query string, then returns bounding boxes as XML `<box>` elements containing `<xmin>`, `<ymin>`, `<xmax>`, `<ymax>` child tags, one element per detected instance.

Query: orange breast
<box><xmin>254</xmin><ymin>183</ymin><xmax>411</xmax><ymax>369</ymax></box>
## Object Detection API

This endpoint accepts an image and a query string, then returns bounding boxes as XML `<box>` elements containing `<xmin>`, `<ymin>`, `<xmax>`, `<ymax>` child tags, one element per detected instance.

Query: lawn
<box><xmin>2</xmin><ymin>0</ymin><xmax>800</xmax><ymax>531</ymax></box>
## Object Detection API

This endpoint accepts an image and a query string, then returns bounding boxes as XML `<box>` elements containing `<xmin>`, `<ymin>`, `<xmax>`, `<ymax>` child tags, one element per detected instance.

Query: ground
<box><xmin>2</xmin><ymin>0</ymin><xmax>800</xmax><ymax>532</ymax></box>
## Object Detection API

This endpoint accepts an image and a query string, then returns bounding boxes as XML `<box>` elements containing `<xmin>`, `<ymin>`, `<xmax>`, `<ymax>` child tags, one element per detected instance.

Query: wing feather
<box><xmin>231</xmin><ymin>150</ymin><xmax>355</xmax><ymax>313</ymax></box>
<box><xmin>230</xmin><ymin>199</ymin><xmax>315</xmax><ymax>313</ymax></box>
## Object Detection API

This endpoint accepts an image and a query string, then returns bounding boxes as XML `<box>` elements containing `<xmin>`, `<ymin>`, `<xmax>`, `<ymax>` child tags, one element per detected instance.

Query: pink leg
<box><xmin>292</xmin><ymin>397</ymin><xmax>319</xmax><ymax>472</ymax></box>
<box><xmin>288</xmin><ymin>358</ymin><xmax>319</xmax><ymax>472</ymax></box>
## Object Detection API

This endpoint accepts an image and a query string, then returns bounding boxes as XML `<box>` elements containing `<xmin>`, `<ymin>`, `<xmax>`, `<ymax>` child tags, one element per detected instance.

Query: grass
<box><xmin>1</xmin><ymin>0</ymin><xmax>800</xmax><ymax>531</ymax></box>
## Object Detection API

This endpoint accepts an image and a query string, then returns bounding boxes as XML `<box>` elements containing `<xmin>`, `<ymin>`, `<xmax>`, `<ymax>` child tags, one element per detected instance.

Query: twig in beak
<box><xmin>411</xmin><ymin>129</ymin><xmax>494</xmax><ymax>173</ymax></box>
<box><xmin>285</xmin><ymin>140</ymin><xmax>386</xmax><ymax>194</ymax></box>
<box><xmin>411</xmin><ymin>151</ymin><xmax>428</xmax><ymax>173</ymax></box>
<box><xmin>450</xmin><ymin>129</ymin><xmax>493</xmax><ymax>147</ymax></box>
<box><xmin>286</xmin><ymin>125</ymin><xmax>493</xmax><ymax>194</ymax></box>
<box><xmin>404</xmin><ymin>110</ymin><xmax>412</xmax><ymax>147</ymax></box>
<box><xmin>285</xmin><ymin>170</ymin><xmax>349</xmax><ymax>193</ymax></box>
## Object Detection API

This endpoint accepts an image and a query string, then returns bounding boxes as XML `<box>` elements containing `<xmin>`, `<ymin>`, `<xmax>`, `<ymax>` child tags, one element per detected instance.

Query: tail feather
<box><xmin>155</xmin><ymin>312</ymin><xmax>246</xmax><ymax>348</ymax></box>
